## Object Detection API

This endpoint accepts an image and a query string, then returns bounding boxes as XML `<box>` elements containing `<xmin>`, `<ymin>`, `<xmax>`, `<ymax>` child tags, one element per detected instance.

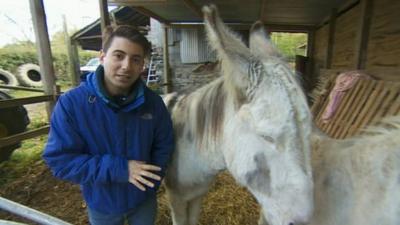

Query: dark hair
<box><xmin>102</xmin><ymin>25</ymin><xmax>151</xmax><ymax>58</ymax></box>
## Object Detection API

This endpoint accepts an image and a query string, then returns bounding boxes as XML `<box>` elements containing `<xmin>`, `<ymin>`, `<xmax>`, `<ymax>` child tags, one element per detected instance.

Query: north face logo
<box><xmin>140</xmin><ymin>113</ymin><xmax>153</xmax><ymax>120</ymax></box>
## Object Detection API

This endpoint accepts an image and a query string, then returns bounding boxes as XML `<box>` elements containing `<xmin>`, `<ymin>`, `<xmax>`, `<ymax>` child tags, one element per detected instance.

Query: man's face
<box><xmin>100</xmin><ymin>36</ymin><xmax>145</xmax><ymax>96</ymax></box>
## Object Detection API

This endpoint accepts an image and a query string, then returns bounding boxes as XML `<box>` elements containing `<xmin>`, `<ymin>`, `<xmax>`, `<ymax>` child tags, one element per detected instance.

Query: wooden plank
<box><xmin>0</xmin><ymin>95</ymin><xmax>54</xmax><ymax>109</ymax></box>
<box><xmin>347</xmin><ymin>81</ymin><xmax>385</xmax><ymax>136</ymax></box>
<box><xmin>0</xmin><ymin>126</ymin><xmax>49</xmax><ymax>148</ymax></box>
<box><xmin>314</xmin><ymin>91</ymin><xmax>333</xmax><ymax>132</ymax></box>
<box><xmin>182</xmin><ymin>0</ymin><xmax>202</xmax><ymax>18</ymax></box>
<box><xmin>355</xmin><ymin>81</ymin><xmax>387</xmax><ymax>131</ymax></box>
<box><xmin>366</xmin><ymin>0</ymin><xmax>400</xmax><ymax>72</ymax></box>
<box><xmin>0</xmin><ymin>85</ymin><xmax>44</xmax><ymax>93</ymax></box>
<box><xmin>334</xmin><ymin>80</ymin><xmax>368</xmax><ymax>138</ymax></box>
<box><xmin>163</xmin><ymin>24</ymin><xmax>172</xmax><ymax>93</ymax></box>
<box><xmin>29</xmin><ymin>0</ymin><xmax>57</xmax><ymax>119</ymax></box>
<box><xmin>331</xmin><ymin>5</ymin><xmax>359</xmax><ymax>68</ymax></box>
<box><xmin>330</xmin><ymin>80</ymin><xmax>365</xmax><ymax>138</ymax></box>
<box><xmin>99</xmin><ymin>0</ymin><xmax>111</xmax><ymax>32</ymax></box>
<box><xmin>371</xmin><ymin>83</ymin><xmax>399</xmax><ymax>122</ymax></box>
<box><xmin>108</xmin><ymin>0</ymin><xmax>166</xmax><ymax>5</ymax></box>
<box><xmin>324</xmin><ymin>83</ymin><xmax>356</xmax><ymax>136</ymax></box>
<box><xmin>71</xmin><ymin>41</ymin><xmax>81</xmax><ymax>86</ymax></box>
<box><xmin>63</xmin><ymin>15</ymin><xmax>79</xmax><ymax>87</ymax></box>
<box><xmin>132</xmin><ymin>6</ymin><xmax>170</xmax><ymax>25</ymax></box>
<box><xmin>314</xmin><ymin>77</ymin><xmax>340</xmax><ymax>133</ymax></box>
<box><xmin>385</xmin><ymin>93</ymin><xmax>400</xmax><ymax>116</ymax></box>
<box><xmin>311</xmin><ymin>76</ymin><xmax>334</xmax><ymax>116</ymax></box>
<box><xmin>334</xmin><ymin>81</ymin><xmax>364</xmax><ymax>137</ymax></box>
<box><xmin>307</xmin><ymin>29</ymin><xmax>315</xmax><ymax>58</ymax></box>
<box><xmin>354</xmin><ymin>0</ymin><xmax>373</xmax><ymax>69</ymax></box>
<box><xmin>259</xmin><ymin>0</ymin><xmax>268</xmax><ymax>22</ymax></box>
<box><xmin>339</xmin><ymin>79</ymin><xmax>376</xmax><ymax>138</ymax></box>
<box><xmin>326</xmin><ymin>8</ymin><xmax>337</xmax><ymax>69</ymax></box>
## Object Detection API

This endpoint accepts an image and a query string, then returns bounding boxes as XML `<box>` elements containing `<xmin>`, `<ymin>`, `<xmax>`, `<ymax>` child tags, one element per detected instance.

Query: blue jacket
<box><xmin>43</xmin><ymin>71</ymin><xmax>174</xmax><ymax>214</ymax></box>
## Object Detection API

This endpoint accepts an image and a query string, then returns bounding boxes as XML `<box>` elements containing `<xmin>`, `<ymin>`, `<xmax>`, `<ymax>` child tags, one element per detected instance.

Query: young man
<box><xmin>43</xmin><ymin>25</ymin><xmax>174</xmax><ymax>225</ymax></box>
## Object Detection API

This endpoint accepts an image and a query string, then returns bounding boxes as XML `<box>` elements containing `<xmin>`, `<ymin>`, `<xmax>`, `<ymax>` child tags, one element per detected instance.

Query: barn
<box><xmin>0</xmin><ymin>0</ymin><xmax>399</xmax><ymax>224</ymax></box>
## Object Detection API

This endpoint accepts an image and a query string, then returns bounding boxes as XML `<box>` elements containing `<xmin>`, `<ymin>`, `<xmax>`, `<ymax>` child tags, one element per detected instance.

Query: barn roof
<box><xmin>107</xmin><ymin>0</ymin><xmax>359</xmax><ymax>31</ymax></box>
<box><xmin>72</xmin><ymin>6</ymin><xmax>150</xmax><ymax>51</ymax></box>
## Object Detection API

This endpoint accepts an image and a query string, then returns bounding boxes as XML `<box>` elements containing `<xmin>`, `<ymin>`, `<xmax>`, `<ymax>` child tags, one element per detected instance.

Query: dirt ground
<box><xmin>0</xmin><ymin>103</ymin><xmax>260</xmax><ymax>225</ymax></box>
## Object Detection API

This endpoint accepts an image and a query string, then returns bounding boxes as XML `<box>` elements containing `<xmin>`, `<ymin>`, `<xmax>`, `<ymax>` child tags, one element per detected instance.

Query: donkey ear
<box><xmin>203</xmin><ymin>4</ymin><xmax>251</xmax><ymax>90</ymax></box>
<box><xmin>249</xmin><ymin>21</ymin><xmax>281</xmax><ymax>58</ymax></box>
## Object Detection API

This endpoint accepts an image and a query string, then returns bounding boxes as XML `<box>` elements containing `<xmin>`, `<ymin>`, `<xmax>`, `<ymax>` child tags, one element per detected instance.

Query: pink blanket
<box><xmin>322</xmin><ymin>71</ymin><xmax>371</xmax><ymax>123</ymax></box>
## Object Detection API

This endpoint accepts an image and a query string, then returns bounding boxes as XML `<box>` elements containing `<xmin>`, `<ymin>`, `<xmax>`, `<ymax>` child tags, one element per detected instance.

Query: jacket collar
<box><xmin>86</xmin><ymin>65</ymin><xmax>145</xmax><ymax>112</ymax></box>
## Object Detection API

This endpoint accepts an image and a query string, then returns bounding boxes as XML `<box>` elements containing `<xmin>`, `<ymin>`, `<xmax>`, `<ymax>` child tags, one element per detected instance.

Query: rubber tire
<box><xmin>0</xmin><ymin>91</ymin><xmax>30</xmax><ymax>162</ymax></box>
<box><xmin>16</xmin><ymin>63</ymin><xmax>43</xmax><ymax>87</ymax></box>
<box><xmin>0</xmin><ymin>68</ymin><xmax>18</xmax><ymax>86</ymax></box>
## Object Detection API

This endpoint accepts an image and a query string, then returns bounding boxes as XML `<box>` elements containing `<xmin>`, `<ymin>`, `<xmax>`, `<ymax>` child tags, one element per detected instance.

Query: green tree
<box><xmin>270</xmin><ymin>32</ymin><xmax>307</xmax><ymax>61</ymax></box>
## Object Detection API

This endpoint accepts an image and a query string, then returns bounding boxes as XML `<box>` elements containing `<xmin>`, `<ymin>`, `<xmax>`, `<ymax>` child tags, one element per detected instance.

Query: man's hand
<box><xmin>128</xmin><ymin>160</ymin><xmax>161</xmax><ymax>191</ymax></box>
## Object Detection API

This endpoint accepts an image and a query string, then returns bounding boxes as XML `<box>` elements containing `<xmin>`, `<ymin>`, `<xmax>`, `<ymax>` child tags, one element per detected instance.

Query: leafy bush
<box><xmin>0</xmin><ymin>49</ymin><xmax>97</xmax><ymax>87</ymax></box>
<box><xmin>0</xmin><ymin>50</ymin><xmax>38</xmax><ymax>73</ymax></box>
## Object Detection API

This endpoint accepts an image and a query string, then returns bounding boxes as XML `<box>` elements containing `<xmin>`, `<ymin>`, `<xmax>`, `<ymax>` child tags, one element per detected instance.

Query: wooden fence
<box><xmin>312</xmin><ymin>78</ymin><xmax>400</xmax><ymax>139</ymax></box>
<box><xmin>0</xmin><ymin>85</ymin><xmax>59</xmax><ymax>148</ymax></box>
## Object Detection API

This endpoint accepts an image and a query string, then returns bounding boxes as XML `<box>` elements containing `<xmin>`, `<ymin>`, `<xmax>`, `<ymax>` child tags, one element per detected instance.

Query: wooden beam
<box><xmin>0</xmin><ymin>126</ymin><xmax>50</xmax><ymax>148</ymax></box>
<box><xmin>259</xmin><ymin>0</ymin><xmax>268</xmax><ymax>22</ymax></box>
<box><xmin>0</xmin><ymin>85</ymin><xmax>44</xmax><ymax>92</ymax></box>
<box><xmin>0</xmin><ymin>95</ymin><xmax>55</xmax><ymax>109</ymax></box>
<box><xmin>131</xmin><ymin>6</ymin><xmax>170</xmax><ymax>25</ymax></box>
<box><xmin>99</xmin><ymin>0</ymin><xmax>111</xmax><ymax>33</ymax></box>
<box><xmin>325</xmin><ymin>9</ymin><xmax>337</xmax><ymax>69</ymax></box>
<box><xmin>108</xmin><ymin>0</ymin><xmax>166</xmax><ymax>6</ymax></box>
<box><xmin>354</xmin><ymin>0</ymin><xmax>373</xmax><ymax>69</ymax></box>
<box><xmin>318</xmin><ymin>0</ymin><xmax>359</xmax><ymax>27</ymax></box>
<box><xmin>307</xmin><ymin>29</ymin><xmax>315</xmax><ymax>57</ymax></box>
<box><xmin>63</xmin><ymin>15</ymin><xmax>79</xmax><ymax>87</ymax></box>
<box><xmin>162</xmin><ymin>24</ymin><xmax>172</xmax><ymax>93</ymax></box>
<box><xmin>70</xmin><ymin>40</ymin><xmax>82</xmax><ymax>86</ymax></box>
<box><xmin>28</xmin><ymin>0</ymin><xmax>57</xmax><ymax>120</ymax></box>
<box><xmin>77</xmin><ymin>35</ymin><xmax>103</xmax><ymax>40</ymax></box>
<box><xmin>182</xmin><ymin>0</ymin><xmax>202</xmax><ymax>18</ymax></box>
<box><xmin>167</xmin><ymin>22</ymin><xmax>314</xmax><ymax>32</ymax></box>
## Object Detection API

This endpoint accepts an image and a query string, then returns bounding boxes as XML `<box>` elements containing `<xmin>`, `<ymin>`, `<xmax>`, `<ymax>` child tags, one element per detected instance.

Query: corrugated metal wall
<box><xmin>180</xmin><ymin>28</ymin><xmax>215</xmax><ymax>63</ymax></box>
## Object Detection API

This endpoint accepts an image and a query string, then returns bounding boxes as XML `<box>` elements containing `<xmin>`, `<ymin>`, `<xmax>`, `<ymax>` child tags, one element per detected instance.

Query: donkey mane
<box><xmin>166</xmin><ymin>77</ymin><xmax>227</xmax><ymax>149</ymax></box>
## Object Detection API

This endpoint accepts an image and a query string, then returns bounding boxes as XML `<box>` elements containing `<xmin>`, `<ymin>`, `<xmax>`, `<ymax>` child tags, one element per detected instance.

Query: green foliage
<box><xmin>270</xmin><ymin>32</ymin><xmax>308</xmax><ymax>61</ymax></box>
<box><xmin>0</xmin><ymin>50</ymin><xmax>38</xmax><ymax>73</ymax></box>
<box><xmin>0</xmin><ymin>136</ymin><xmax>46</xmax><ymax>187</ymax></box>
<box><xmin>0</xmin><ymin>39</ymin><xmax>98</xmax><ymax>89</ymax></box>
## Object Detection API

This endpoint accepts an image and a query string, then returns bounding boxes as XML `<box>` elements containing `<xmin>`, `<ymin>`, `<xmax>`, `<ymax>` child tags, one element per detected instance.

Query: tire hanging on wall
<box><xmin>0</xmin><ymin>91</ymin><xmax>30</xmax><ymax>162</ymax></box>
<box><xmin>16</xmin><ymin>63</ymin><xmax>43</xmax><ymax>87</ymax></box>
<box><xmin>0</xmin><ymin>68</ymin><xmax>18</xmax><ymax>86</ymax></box>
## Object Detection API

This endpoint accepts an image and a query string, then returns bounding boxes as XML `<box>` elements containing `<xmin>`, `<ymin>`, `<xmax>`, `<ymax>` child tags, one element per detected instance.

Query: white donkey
<box><xmin>163</xmin><ymin>5</ymin><xmax>313</xmax><ymax>225</ymax></box>
<box><xmin>257</xmin><ymin>116</ymin><xmax>400</xmax><ymax>225</ymax></box>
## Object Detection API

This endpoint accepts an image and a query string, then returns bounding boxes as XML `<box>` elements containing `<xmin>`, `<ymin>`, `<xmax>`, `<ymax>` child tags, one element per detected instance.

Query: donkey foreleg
<box><xmin>187</xmin><ymin>196</ymin><xmax>204</xmax><ymax>225</ymax></box>
<box><xmin>167</xmin><ymin>188</ymin><xmax>208</xmax><ymax>225</ymax></box>
<box><xmin>258</xmin><ymin>213</ymin><xmax>270</xmax><ymax>225</ymax></box>
<box><xmin>168</xmin><ymin>191</ymin><xmax>189</xmax><ymax>225</ymax></box>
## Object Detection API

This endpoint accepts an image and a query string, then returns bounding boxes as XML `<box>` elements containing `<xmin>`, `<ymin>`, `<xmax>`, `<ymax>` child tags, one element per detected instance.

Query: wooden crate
<box><xmin>311</xmin><ymin>78</ymin><xmax>400</xmax><ymax>139</ymax></box>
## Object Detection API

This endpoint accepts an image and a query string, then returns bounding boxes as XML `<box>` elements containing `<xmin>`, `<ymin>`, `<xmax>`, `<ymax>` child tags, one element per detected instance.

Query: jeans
<box><xmin>87</xmin><ymin>196</ymin><xmax>157</xmax><ymax>225</ymax></box>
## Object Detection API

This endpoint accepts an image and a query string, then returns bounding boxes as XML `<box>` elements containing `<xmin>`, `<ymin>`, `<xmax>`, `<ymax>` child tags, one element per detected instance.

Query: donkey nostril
<box><xmin>288</xmin><ymin>223</ymin><xmax>294</xmax><ymax>225</ymax></box>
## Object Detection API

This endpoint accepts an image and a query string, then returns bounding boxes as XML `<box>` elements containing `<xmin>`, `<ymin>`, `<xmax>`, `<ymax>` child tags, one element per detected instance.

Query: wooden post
<box><xmin>71</xmin><ymin>40</ymin><xmax>81</xmax><ymax>85</ymax></box>
<box><xmin>62</xmin><ymin>15</ymin><xmax>79</xmax><ymax>87</ymax></box>
<box><xmin>354</xmin><ymin>0</ymin><xmax>373</xmax><ymax>69</ymax></box>
<box><xmin>325</xmin><ymin>9</ymin><xmax>337</xmax><ymax>69</ymax></box>
<box><xmin>29</xmin><ymin>0</ymin><xmax>57</xmax><ymax>119</ymax></box>
<box><xmin>162</xmin><ymin>24</ymin><xmax>172</xmax><ymax>93</ymax></box>
<box><xmin>99</xmin><ymin>0</ymin><xmax>111</xmax><ymax>34</ymax></box>
<box><xmin>306</xmin><ymin>29</ymin><xmax>316</xmax><ymax>86</ymax></box>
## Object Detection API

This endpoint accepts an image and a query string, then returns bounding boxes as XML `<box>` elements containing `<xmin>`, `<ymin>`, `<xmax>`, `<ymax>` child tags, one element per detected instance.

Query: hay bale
<box><xmin>156</xmin><ymin>172</ymin><xmax>260</xmax><ymax>225</ymax></box>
